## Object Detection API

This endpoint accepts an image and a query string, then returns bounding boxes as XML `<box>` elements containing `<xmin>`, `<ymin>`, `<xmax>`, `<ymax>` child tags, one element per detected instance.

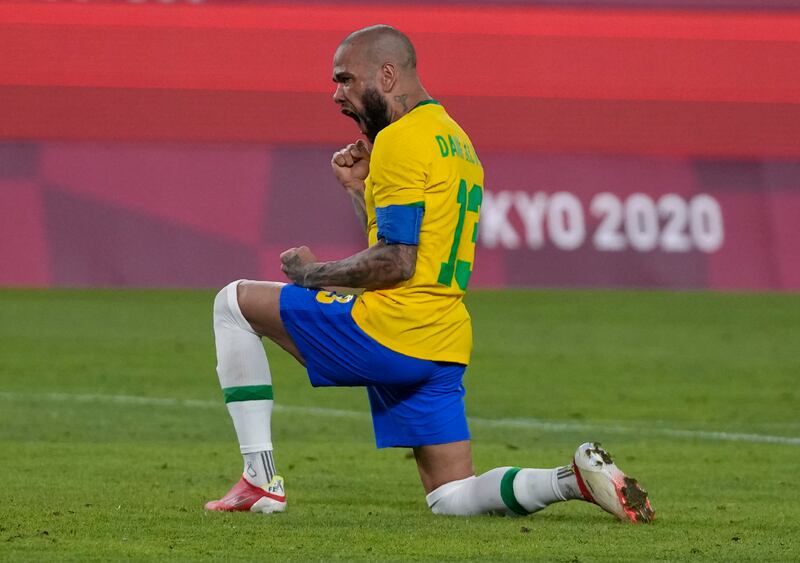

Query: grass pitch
<box><xmin>1</xmin><ymin>288</ymin><xmax>798</xmax><ymax>561</ymax></box>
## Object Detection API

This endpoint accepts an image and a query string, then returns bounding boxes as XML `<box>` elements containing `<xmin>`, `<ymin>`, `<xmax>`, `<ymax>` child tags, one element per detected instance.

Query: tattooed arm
<box><xmin>332</xmin><ymin>141</ymin><xmax>370</xmax><ymax>233</ymax></box>
<box><xmin>280</xmin><ymin>243</ymin><xmax>416</xmax><ymax>290</ymax></box>
<box><xmin>346</xmin><ymin>183</ymin><xmax>368</xmax><ymax>233</ymax></box>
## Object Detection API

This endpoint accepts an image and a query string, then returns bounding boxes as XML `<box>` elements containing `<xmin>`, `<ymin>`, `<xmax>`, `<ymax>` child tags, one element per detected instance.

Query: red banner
<box><xmin>1</xmin><ymin>3</ymin><xmax>798</xmax><ymax>289</ymax></box>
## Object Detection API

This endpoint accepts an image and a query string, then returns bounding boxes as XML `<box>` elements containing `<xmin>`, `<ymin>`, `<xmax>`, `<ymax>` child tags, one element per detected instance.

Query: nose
<box><xmin>333</xmin><ymin>83</ymin><xmax>345</xmax><ymax>105</ymax></box>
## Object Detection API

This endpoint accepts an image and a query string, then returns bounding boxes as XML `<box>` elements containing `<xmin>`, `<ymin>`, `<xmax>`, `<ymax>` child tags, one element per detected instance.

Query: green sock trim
<box><xmin>500</xmin><ymin>467</ymin><xmax>529</xmax><ymax>516</ymax></box>
<box><xmin>223</xmin><ymin>385</ymin><xmax>273</xmax><ymax>403</ymax></box>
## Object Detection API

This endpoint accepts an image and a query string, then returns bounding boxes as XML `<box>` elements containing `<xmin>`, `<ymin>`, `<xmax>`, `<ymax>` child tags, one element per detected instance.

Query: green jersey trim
<box><xmin>412</xmin><ymin>99</ymin><xmax>442</xmax><ymax>110</ymax></box>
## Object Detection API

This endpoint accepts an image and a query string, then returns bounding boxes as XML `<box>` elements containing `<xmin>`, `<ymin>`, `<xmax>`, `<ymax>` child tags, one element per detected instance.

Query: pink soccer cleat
<box><xmin>572</xmin><ymin>442</ymin><xmax>654</xmax><ymax>523</ymax></box>
<box><xmin>204</xmin><ymin>474</ymin><xmax>287</xmax><ymax>513</ymax></box>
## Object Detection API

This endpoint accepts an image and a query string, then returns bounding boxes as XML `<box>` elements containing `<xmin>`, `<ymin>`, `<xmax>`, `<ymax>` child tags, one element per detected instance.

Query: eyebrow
<box><xmin>332</xmin><ymin>71</ymin><xmax>354</xmax><ymax>83</ymax></box>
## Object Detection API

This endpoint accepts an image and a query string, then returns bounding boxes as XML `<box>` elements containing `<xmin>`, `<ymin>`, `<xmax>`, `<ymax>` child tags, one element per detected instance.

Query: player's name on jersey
<box><xmin>435</xmin><ymin>134</ymin><xmax>479</xmax><ymax>165</ymax></box>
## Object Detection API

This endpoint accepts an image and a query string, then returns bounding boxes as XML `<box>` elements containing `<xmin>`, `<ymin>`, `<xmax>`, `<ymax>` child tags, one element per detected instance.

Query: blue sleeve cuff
<box><xmin>375</xmin><ymin>204</ymin><xmax>424</xmax><ymax>245</ymax></box>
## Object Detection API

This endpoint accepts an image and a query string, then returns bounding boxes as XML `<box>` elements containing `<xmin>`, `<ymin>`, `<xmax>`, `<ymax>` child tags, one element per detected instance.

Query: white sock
<box><xmin>214</xmin><ymin>280</ymin><xmax>276</xmax><ymax>487</ymax></box>
<box><xmin>243</xmin><ymin>450</ymin><xmax>276</xmax><ymax>487</ymax></box>
<box><xmin>427</xmin><ymin>470</ymin><xmax>506</xmax><ymax>516</ymax></box>
<box><xmin>554</xmin><ymin>465</ymin><xmax>584</xmax><ymax>500</ymax></box>
<box><xmin>427</xmin><ymin>465</ymin><xmax>582</xmax><ymax>516</ymax></box>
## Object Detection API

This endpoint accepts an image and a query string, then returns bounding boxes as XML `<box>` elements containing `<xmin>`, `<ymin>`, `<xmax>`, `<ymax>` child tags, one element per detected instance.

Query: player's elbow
<box><xmin>370</xmin><ymin>242</ymin><xmax>416</xmax><ymax>287</ymax></box>
<box><xmin>397</xmin><ymin>257</ymin><xmax>416</xmax><ymax>281</ymax></box>
<box><xmin>394</xmin><ymin>244</ymin><xmax>417</xmax><ymax>281</ymax></box>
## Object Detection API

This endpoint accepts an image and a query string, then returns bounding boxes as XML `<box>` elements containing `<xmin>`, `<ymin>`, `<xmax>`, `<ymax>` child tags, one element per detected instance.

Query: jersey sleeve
<box><xmin>369</xmin><ymin>128</ymin><xmax>429</xmax><ymax>207</ymax></box>
<box><xmin>368</xmin><ymin>128</ymin><xmax>430</xmax><ymax>244</ymax></box>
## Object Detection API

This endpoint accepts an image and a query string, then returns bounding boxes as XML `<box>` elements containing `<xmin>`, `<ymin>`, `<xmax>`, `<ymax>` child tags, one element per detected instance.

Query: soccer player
<box><xmin>205</xmin><ymin>25</ymin><xmax>654</xmax><ymax>523</ymax></box>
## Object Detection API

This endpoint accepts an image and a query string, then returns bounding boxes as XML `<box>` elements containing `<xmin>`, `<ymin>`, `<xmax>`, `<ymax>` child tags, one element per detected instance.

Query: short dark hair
<box><xmin>340</xmin><ymin>25</ymin><xmax>417</xmax><ymax>69</ymax></box>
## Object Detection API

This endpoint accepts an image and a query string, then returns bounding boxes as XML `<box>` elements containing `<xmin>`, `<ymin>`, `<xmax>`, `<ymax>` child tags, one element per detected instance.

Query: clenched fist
<box><xmin>280</xmin><ymin>245</ymin><xmax>318</xmax><ymax>286</ymax></box>
<box><xmin>331</xmin><ymin>139</ymin><xmax>371</xmax><ymax>192</ymax></box>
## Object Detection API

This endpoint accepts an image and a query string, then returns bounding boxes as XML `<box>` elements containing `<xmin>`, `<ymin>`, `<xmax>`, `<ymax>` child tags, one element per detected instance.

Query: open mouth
<box><xmin>340</xmin><ymin>108</ymin><xmax>366</xmax><ymax>134</ymax></box>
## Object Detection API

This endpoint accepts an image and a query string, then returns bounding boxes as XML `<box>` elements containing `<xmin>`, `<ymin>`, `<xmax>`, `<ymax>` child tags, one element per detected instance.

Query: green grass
<box><xmin>1</xmin><ymin>289</ymin><xmax>799</xmax><ymax>561</ymax></box>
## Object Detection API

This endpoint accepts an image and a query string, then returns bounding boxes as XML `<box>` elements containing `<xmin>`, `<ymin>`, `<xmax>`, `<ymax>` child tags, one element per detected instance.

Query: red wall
<box><xmin>1</xmin><ymin>3</ymin><xmax>799</xmax><ymax>289</ymax></box>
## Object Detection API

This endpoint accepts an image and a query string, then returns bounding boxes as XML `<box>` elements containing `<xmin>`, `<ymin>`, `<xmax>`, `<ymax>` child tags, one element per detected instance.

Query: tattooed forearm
<box><xmin>394</xmin><ymin>94</ymin><xmax>409</xmax><ymax>112</ymax></box>
<box><xmin>348</xmin><ymin>188</ymin><xmax>368</xmax><ymax>233</ymax></box>
<box><xmin>298</xmin><ymin>242</ymin><xmax>416</xmax><ymax>289</ymax></box>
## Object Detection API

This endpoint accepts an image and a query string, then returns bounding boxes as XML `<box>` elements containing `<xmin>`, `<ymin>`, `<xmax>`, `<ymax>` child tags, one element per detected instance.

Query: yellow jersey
<box><xmin>350</xmin><ymin>100</ymin><xmax>484</xmax><ymax>365</ymax></box>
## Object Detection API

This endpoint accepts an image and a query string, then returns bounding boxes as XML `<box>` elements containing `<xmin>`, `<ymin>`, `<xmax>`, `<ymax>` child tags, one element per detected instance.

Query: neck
<box><xmin>388</xmin><ymin>84</ymin><xmax>431</xmax><ymax>123</ymax></box>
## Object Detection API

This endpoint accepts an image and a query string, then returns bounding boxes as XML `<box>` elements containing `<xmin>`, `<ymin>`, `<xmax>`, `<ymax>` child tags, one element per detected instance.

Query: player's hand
<box><xmin>331</xmin><ymin>139</ymin><xmax>370</xmax><ymax>192</ymax></box>
<box><xmin>280</xmin><ymin>245</ymin><xmax>318</xmax><ymax>286</ymax></box>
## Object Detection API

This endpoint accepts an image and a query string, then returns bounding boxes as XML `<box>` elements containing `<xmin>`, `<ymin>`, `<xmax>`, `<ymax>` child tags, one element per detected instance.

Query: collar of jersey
<box><xmin>411</xmin><ymin>99</ymin><xmax>442</xmax><ymax>111</ymax></box>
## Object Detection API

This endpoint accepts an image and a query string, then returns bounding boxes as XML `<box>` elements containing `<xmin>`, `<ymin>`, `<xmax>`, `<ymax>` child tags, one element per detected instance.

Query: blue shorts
<box><xmin>279</xmin><ymin>284</ymin><xmax>470</xmax><ymax>449</ymax></box>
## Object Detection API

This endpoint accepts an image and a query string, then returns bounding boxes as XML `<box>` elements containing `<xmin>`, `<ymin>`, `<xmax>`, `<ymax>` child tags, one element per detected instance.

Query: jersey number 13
<box><xmin>438</xmin><ymin>179</ymin><xmax>482</xmax><ymax>290</ymax></box>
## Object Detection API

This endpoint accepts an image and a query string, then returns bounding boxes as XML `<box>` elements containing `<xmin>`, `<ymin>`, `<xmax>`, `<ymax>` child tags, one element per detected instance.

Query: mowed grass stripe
<box><xmin>2</xmin><ymin>391</ymin><xmax>797</xmax><ymax>446</ymax></box>
<box><xmin>1</xmin><ymin>289</ymin><xmax>799</xmax><ymax>561</ymax></box>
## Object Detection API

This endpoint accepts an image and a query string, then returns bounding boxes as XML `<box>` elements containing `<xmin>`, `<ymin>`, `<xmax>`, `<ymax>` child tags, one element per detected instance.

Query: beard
<box><xmin>357</xmin><ymin>87</ymin><xmax>391</xmax><ymax>143</ymax></box>
<box><xmin>339</xmin><ymin>87</ymin><xmax>391</xmax><ymax>143</ymax></box>
<box><xmin>361</xmin><ymin>87</ymin><xmax>391</xmax><ymax>143</ymax></box>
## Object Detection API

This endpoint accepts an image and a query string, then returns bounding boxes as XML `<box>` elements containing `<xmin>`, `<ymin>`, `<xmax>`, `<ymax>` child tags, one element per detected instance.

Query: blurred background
<box><xmin>1</xmin><ymin>0</ymin><xmax>798</xmax><ymax>291</ymax></box>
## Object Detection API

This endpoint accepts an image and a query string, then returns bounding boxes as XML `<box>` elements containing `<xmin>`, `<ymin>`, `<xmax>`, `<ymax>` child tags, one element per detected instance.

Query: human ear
<box><xmin>380</xmin><ymin>62</ymin><xmax>397</xmax><ymax>92</ymax></box>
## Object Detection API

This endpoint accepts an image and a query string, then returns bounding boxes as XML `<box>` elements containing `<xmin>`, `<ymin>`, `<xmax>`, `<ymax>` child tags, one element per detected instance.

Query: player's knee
<box><xmin>235</xmin><ymin>280</ymin><xmax>267</xmax><ymax>329</ymax></box>
<box><xmin>213</xmin><ymin>280</ymin><xmax>249</xmax><ymax>329</ymax></box>
<box><xmin>428</xmin><ymin>496</ymin><xmax>455</xmax><ymax>516</ymax></box>
<box><xmin>234</xmin><ymin>280</ymin><xmax>253</xmax><ymax>315</ymax></box>
<box><xmin>426</xmin><ymin>476</ymin><xmax>476</xmax><ymax>516</ymax></box>
<box><xmin>213</xmin><ymin>280</ymin><xmax>236</xmax><ymax>316</ymax></box>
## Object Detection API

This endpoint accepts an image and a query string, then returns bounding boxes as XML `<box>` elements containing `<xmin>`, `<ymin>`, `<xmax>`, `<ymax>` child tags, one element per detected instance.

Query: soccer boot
<box><xmin>572</xmin><ymin>442</ymin><xmax>654</xmax><ymax>523</ymax></box>
<box><xmin>204</xmin><ymin>474</ymin><xmax>287</xmax><ymax>513</ymax></box>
